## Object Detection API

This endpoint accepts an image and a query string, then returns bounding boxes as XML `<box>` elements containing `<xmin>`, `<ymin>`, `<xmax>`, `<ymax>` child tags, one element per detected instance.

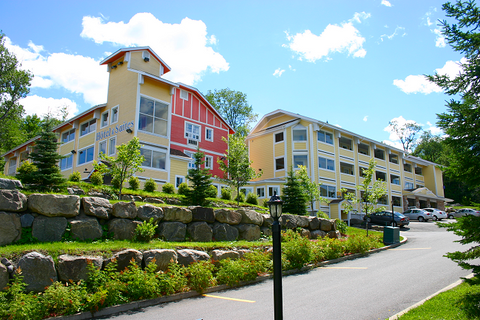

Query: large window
<box><xmin>389</xmin><ymin>153</ymin><xmax>399</xmax><ymax>164</ymax></box>
<box><xmin>405</xmin><ymin>182</ymin><xmax>414</xmax><ymax>189</ymax></box>
<box><xmin>404</xmin><ymin>163</ymin><xmax>412</xmax><ymax>172</ymax></box>
<box><xmin>80</xmin><ymin>119</ymin><xmax>96</xmax><ymax>137</ymax></box>
<box><xmin>293</xmin><ymin>155</ymin><xmax>308</xmax><ymax>168</ymax></box>
<box><xmin>320</xmin><ymin>185</ymin><xmax>336</xmax><ymax>198</ymax></box>
<box><xmin>185</xmin><ymin>122</ymin><xmax>201</xmax><ymax>141</ymax></box>
<box><xmin>339</xmin><ymin>137</ymin><xmax>352</xmax><ymax>150</ymax></box>
<box><xmin>257</xmin><ymin>187</ymin><xmax>265</xmax><ymax>198</ymax></box>
<box><xmin>62</xmin><ymin>129</ymin><xmax>75</xmax><ymax>143</ymax></box>
<box><xmin>138</xmin><ymin>96</ymin><xmax>168</xmax><ymax>136</ymax></box>
<box><xmin>60</xmin><ymin>154</ymin><xmax>73</xmax><ymax>171</ymax></box>
<box><xmin>319</xmin><ymin>157</ymin><xmax>335</xmax><ymax>171</ymax></box>
<box><xmin>275</xmin><ymin>157</ymin><xmax>285</xmax><ymax>170</ymax></box>
<box><xmin>340</xmin><ymin>162</ymin><xmax>354</xmax><ymax>175</ymax></box>
<box><xmin>378</xmin><ymin>195</ymin><xmax>388</xmax><ymax>205</ymax></box>
<box><xmin>141</xmin><ymin>147</ymin><xmax>167</xmax><ymax>170</ymax></box>
<box><xmin>415</xmin><ymin>166</ymin><xmax>423</xmax><ymax>175</ymax></box>
<box><xmin>359</xmin><ymin>167</ymin><xmax>367</xmax><ymax>177</ymax></box>
<box><xmin>358</xmin><ymin>143</ymin><xmax>369</xmax><ymax>155</ymax></box>
<box><xmin>392</xmin><ymin>196</ymin><xmax>402</xmax><ymax>206</ymax></box>
<box><xmin>376</xmin><ymin>171</ymin><xmax>386</xmax><ymax>181</ymax></box>
<box><xmin>268</xmin><ymin>186</ymin><xmax>280</xmax><ymax>197</ymax></box>
<box><xmin>374</xmin><ymin>148</ymin><xmax>385</xmax><ymax>160</ymax></box>
<box><xmin>317</xmin><ymin>130</ymin><xmax>333</xmax><ymax>145</ymax></box>
<box><xmin>391</xmin><ymin>174</ymin><xmax>400</xmax><ymax>185</ymax></box>
<box><xmin>293</xmin><ymin>128</ymin><xmax>307</xmax><ymax>141</ymax></box>
<box><xmin>78</xmin><ymin>146</ymin><xmax>94</xmax><ymax>165</ymax></box>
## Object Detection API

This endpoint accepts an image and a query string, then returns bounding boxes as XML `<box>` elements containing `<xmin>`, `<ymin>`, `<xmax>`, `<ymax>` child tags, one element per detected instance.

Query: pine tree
<box><xmin>282</xmin><ymin>167</ymin><xmax>308</xmax><ymax>215</ymax></box>
<box><xmin>186</xmin><ymin>150</ymin><xmax>213</xmax><ymax>206</ymax></box>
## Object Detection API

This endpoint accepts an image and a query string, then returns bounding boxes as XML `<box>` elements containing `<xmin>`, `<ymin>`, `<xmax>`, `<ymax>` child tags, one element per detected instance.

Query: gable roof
<box><xmin>100</xmin><ymin>46</ymin><xmax>171</xmax><ymax>75</ymax></box>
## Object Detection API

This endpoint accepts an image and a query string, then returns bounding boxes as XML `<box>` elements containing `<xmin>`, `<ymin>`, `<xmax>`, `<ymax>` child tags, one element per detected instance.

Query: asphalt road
<box><xmin>103</xmin><ymin>220</ymin><xmax>472</xmax><ymax>320</ymax></box>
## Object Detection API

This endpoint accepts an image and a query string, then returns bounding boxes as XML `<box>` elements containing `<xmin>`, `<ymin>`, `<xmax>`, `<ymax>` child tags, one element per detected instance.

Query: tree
<box><xmin>282</xmin><ymin>167</ymin><xmax>308</xmax><ymax>215</ymax></box>
<box><xmin>387</xmin><ymin>119</ymin><xmax>422</xmax><ymax>152</ymax></box>
<box><xmin>217</xmin><ymin>135</ymin><xmax>262</xmax><ymax>204</ymax></box>
<box><xmin>94</xmin><ymin>137</ymin><xmax>145</xmax><ymax>197</ymax></box>
<box><xmin>205</xmin><ymin>88</ymin><xmax>257</xmax><ymax>136</ymax></box>
<box><xmin>426</xmin><ymin>0</ymin><xmax>480</xmax><ymax>186</ymax></box>
<box><xmin>186</xmin><ymin>150</ymin><xmax>212</xmax><ymax>206</ymax></box>
<box><xmin>296</xmin><ymin>165</ymin><xmax>328</xmax><ymax>213</ymax></box>
<box><xmin>342</xmin><ymin>159</ymin><xmax>387</xmax><ymax>235</ymax></box>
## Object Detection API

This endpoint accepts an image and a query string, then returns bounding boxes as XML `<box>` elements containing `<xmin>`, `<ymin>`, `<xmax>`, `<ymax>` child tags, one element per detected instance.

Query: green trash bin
<box><xmin>383</xmin><ymin>226</ymin><xmax>400</xmax><ymax>245</ymax></box>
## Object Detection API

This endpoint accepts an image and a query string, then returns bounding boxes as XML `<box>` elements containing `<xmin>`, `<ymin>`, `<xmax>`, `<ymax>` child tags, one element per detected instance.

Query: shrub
<box><xmin>90</xmin><ymin>171</ymin><xmax>103</xmax><ymax>186</ymax></box>
<box><xmin>162</xmin><ymin>182</ymin><xmax>175</xmax><ymax>194</ymax></box>
<box><xmin>216</xmin><ymin>251</ymin><xmax>271</xmax><ymax>286</ymax></box>
<box><xmin>133</xmin><ymin>218</ymin><xmax>157</xmax><ymax>242</ymax></box>
<box><xmin>143</xmin><ymin>178</ymin><xmax>157</xmax><ymax>193</ymax></box>
<box><xmin>111</xmin><ymin>175</ymin><xmax>121</xmax><ymax>190</ymax></box>
<box><xmin>15</xmin><ymin>160</ymin><xmax>37</xmax><ymax>185</ymax></box>
<box><xmin>246</xmin><ymin>192</ymin><xmax>258</xmax><ymax>205</ymax></box>
<box><xmin>235</xmin><ymin>192</ymin><xmax>245</xmax><ymax>203</ymax></box>
<box><xmin>281</xmin><ymin>229</ymin><xmax>313</xmax><ymax>270</ymax></box>
<box><xmin>118</xmin><ymin>260</ymin><xmax>160</xmax><ymax>301</ymax></box>
<box><xmin>317</xmin><ymin>211</ymin><xmax>329</xmax><ymax>219</ymax></box>
<box><xmin>129</xmin><ymin>176</ymin><xmax>140</xmax><ymax>190</ymax></box>
<box><xmin>68</xmin><ymin>171</ymin><xmax>81</xmax><ymax>182</ymax></box>
<box><xmin>177</xmin><ymin>182</ymin><xmax>190</xmax><ymax>196</ymax></box>
<box><xmin>158</xmin><ymin>264</ymin><xmax>188</xmax><ymax>295</ymax></box>
<box><xmin>186</xmin><ymin>260</ymin><xmax>216</xmax><ymax>292</ymax></box>
<box><xmin>206</xmin><ymin>184</ymin><xmax>218</xmax><ymax>198</ymax></box>
<box><xmin>336</xmin><ymin>219</ymin><xmax>348</xmax><ymax>235</ymax></box>
<box><xmin>0</xmin><ymin>273</ymin><xmax>44</xmax><ymax>320</ymax></box>
<box><xmin>41</xmin><ymin>281</ymin><xmax>87</xmax><ymax>317</ymax></box>
<box><xmin>221</xmin><ymin>188</ymin><xmax>232</xmax><ymax>200</ymax></box>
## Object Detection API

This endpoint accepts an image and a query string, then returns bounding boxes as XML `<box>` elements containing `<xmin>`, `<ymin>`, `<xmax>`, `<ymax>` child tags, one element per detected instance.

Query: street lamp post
<box><xmin>268</xmin><ymin>191</ymin><xmax>283</xmax><ymax>320</ymax></box>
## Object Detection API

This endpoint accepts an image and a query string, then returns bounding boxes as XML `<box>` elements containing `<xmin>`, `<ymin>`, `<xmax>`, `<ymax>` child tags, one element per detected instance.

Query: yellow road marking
<box><xmin>321</xmin><ymin>267</ymin><xmax>367</xmax><ymax>269</ymax></box>
<box><xmin>389</xmin><ymin>247</ymin><xmax>431</xmax><ymax>251</ymax></box>
<box><xmin>202</xmin><ymin>294</ymin><xmax>255</xmax><ymax>303</ymax></box>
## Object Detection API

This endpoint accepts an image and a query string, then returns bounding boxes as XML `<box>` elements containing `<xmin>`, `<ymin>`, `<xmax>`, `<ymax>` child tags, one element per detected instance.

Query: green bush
<box><xmin>15</xmin><ymin>160</ymin><xmax>37</xmax><ymax>185</ymax></box>
<box><xmin>317</xmin><ymin>211</ymin><xmax>329</xmax><ymax>219</ymax></box>
<box><xmin>221</xmin><ymin>188</ymin><xmax>232</xmax><ymax>200</ymax></box>
<box><xmin>111</xmin><ymin>176</ymin><xmax>121</xmax><ymax>190</ymax></box>
<box><xmin>206</xmin><ymin>184</ymin><xmax>218</xmax><ymax>198</ymax></box>
<box><xmin>118</xmin><ymin>261</ymin><xmax>161</xmax><ymax>301</ymax></box>
<box><xmin>186</xmin><ymin>260</ymin><xmax>216</xmax><ymax>293</ymax></box>
<box><xmin>177</xmin><ymin>182</ymin><xmax>190</xmax><ymax>196</ymax></box>
<box><xmin>68</xmin><ymin>171</ymin><xmax>81</xmax><ymax>182</ymax></box>
<box><xmin>246</xmin><ymin>192</ymin><xmax>258</xmax><ymax>205</ymax></box>
<box><xmin>133</xmin><ymin>218</ymin><xmax>157</xmax><ymax>242</ymax></box>
<box><xmin>336</xmin><ymin>219</ymin><xmax>348</xmax><ymax>235</ymax></box>
<box><xmin>162</xmin><ymin>182</ymin><xmax>175</xmax><ymax>194</ymax></box>
<box><xmin>90</xmin><ymin>171</ymin><xmax>103</xmax><ymax>186</ymax></box>
<box><xmin>129</xmin><ymin>176</ymin><xmax>140</xmax><ymax>190</ymax></box>
<box><xmin>0</xmin><ymin>273</ymin><xmax>44</xmax><ymax>320</ymax></box>
<box><xmin>216</xmin><ymin>251</ymin><xmax>271</xmax><ymax>286</ymax></box>
<box><xmin>235</xmin><ymin>192</ymin><xmax>245</xmax><ymax>203</ymax></box>
<box><xmin>41</xmin><ymin>281</ymin><xmax>87</xmax><ymax>317</ymax></box>
<box><xmin>281</xmin><ymin>229</ymin><xmax>313</xmax><ymax>270</ymax></box>
<box><xmin>157</xmin><ymin>264</ymin><xmax>188</xmax><ymax>295</ymax></box>
<box><xmin>143</xmin><ymin>178</ymin><xmax>157</xmax><ymax>193</ymax></box>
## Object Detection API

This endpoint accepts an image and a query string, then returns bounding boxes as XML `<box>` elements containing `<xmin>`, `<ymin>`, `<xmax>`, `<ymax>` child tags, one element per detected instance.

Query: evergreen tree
<box><xmin>282</xmin><ymin>167</ymin><xmax>308</xmax><ymax>215</ymax></box>
<box><xmin>186</xmin><ymin>150</ymin><xmax>213</xmax><ymax>206</ymax></box>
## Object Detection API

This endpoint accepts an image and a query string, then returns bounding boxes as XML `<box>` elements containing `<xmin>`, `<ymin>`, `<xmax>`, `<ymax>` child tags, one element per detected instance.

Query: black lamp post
<box><xmin>268</xmin><ymin>191</ymin><xmax>283</xmax><ymax>320</ymax></box>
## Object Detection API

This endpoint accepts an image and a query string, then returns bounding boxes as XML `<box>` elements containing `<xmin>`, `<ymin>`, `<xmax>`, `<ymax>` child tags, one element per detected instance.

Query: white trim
<box><xmin>79</xmin><ymin>118</ymin><xmax>97</xmax><ymax>137</ymax></box>
<box><xmin>108</xmin><ymin>136</ymin><xmax>117</xmax><ymax>156</ymax></box>
<box><xmin>100</xmin><ymin>110</ymin><xmax>110</xmax><ymax>128</ymax></box>
<box><xmin>110</xmin><ymin>105</ymin><xmax>119</xmax><ymax>125</ymax></box>
<box><xmin>77</xmin><ymin>144</ymin><xmax>95</xmax><ymax>166</ymax></box>
<box><xmin>60</xmin><ymin>153</ymin><xmax>74</xmax><ymax>171</ymax></box>
<box><xmin>175</xmin><ymin>175</ymin><xmax>185</xmax><ymax>188</ymax></box>
<box><xmin>205</xmin><ymin>127</ymin><xmax>214</xmax><ymax>142</ymax></box>
<box><xmin>98</xmin><ymin>140</ymin><xmax>107</xmax><ymax>156</ymax></box>
<box><xmin>205</xmin><ymin>155</ymin><xmax>213</xmax><ymax>169</ymax></box>
<box><xmin>275</xmin><ymin>156</ymin><xmax>285</xmax><ymax>171</ymax></box>
<box><xmin>256</xmin><ymin>186</ymin><xmax>266</xmax><ymax>198</ymax></box>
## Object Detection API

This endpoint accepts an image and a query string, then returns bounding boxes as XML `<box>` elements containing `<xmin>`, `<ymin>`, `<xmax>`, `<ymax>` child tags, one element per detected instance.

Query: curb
<box><xmin>388</xmin><ymin>273</ymin><xmax>475</xmax><ymax>319</ymax></box>
<box><xmin>49</xmin><ymin>237</ymin><xmax>408</xmax><ymax>320</ymax></box>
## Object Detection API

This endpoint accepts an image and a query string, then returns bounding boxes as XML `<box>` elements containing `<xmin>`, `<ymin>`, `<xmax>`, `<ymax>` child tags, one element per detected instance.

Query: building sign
<box><xmin>96</xmin><ymin>121</ymin><xmax>134</xmax><ymax>141</ymax></box>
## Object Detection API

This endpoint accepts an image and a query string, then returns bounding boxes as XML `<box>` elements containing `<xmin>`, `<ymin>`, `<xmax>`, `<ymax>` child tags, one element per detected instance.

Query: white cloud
<box><xmin>383</xmin><ymin>116</ymin><xmax>422</xmax><ymax>150</ymax></box>
<box><xmin>383</xmin><ymin>139</ymin><xmax>404</xmax><ymax>150</ymax></box>
<box><xmin>273</xmin><ymin>68</ymin><xmax>285</xmax><ymax>77</ymax></box>
<box><xmin>381</xmin><ymin>0</ymin><xmax>392</xmax><ymax>7</ymax></box>
<box><xmin>288</xmin><ymin>65</ymin><xmax>296</xmax><ymax>72</ymax></box>
<box><xmin>20</xmin><ymin>95</ymin><xmax>79</xmax><ymax>119</ymax></box>
<box><xmin>426</xmin><ymin>121</ymin><xmax>444</xmax><ymax>136</ymax></box>
<box><xmin>434</xmin><ymin>28</ymin><xmax>446</xmax><ymax>48</ymax></box>
<box><xmin>363</xmin><ymin>116</ymin><xmax>368</xmax><ymax>122</ymax></box>
<box><xmin>80</xmin><ymin>13</ymin><xmax>229</xmax><ymax>85</ymax></box>
<box><xmin>283</xmin><ymin>12</ymin><xmax>370</xmax><ymax>62</ymax></box>
<box><xmin>380</xmin><ymin>26</ymin><xmax>406</xmax><ymax>41</ymax></box>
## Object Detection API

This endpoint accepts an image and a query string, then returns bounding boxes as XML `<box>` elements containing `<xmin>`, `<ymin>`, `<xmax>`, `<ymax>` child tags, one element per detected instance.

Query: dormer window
<box><xmin>293</xmin><ymin>128</ymin><xmax>307</xmax><ymax>141</ymax></box>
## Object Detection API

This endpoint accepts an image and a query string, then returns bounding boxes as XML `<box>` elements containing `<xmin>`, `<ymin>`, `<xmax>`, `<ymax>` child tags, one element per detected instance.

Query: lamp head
<box><xmin>268</xmin><ymin>191</ymin><xmax>283</xmax><ymax>220</ymax></box>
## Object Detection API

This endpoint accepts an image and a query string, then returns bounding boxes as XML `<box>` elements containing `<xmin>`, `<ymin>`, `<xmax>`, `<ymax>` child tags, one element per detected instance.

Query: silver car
<box><xmin>423</xmin><ymin>208</ymin><xmax>447</xmax><ymax>221</ymax></box>
<box><xmin>402</xmin><ymin>208</ymin><xmax>432</xmax><ymax>222</ymax></box>
<box><xmin>448</xmin><ymin>208</ymin><xmax>480</xmax><ymax>219</ymax></box>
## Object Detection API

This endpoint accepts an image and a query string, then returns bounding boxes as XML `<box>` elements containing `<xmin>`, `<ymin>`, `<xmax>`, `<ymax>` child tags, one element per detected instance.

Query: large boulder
<box><xmin>56</xmin><ymin>255</ymin><xmax>103</xmax><ymax>282</ymax></box>
<box><xmin>237</xmin><ymin>208</ymin><xmax>263</xmax><ymax>226</ymax></box>
<box><xmin>0</xmin><ymin>212</ymin><xmax>21</xmax><ymax>246</ymax></box>
<box><xmin>144</xmin><ymin>197</ymin><xmax>164</xmax><ymax>204</ymax></box>
<box><xmin>67</xmin><ymin>187</ymin><xmax>85</xmax><ymax>195</ymax></box>
<box><xmin>0</xmin><ymin>189</ymin><xmax>27</xmax><ymax>212</ymax></box>
<box><xmin>17</xmin><ymin>252</ymin><xmax>57</xmax><ymax>292</ymax></box>
<box><xmin>82</xmin><ymin>197</ymin><xmax>112</xmax><ymax>219</ymax></box>
<box><xmin>143</xmin><ymin>249</ymin><xmax>177</xmax><ymax>272</ymax></box>
<box><xmin>70</xmin><ymin>218</ymin><xmax>103</xmax><ymax>241</ymax></box>
<box><xmin>32</xmin><ymin>216</ymin><xmax>68</xmax><ymax>242</ymax></box>
<box><xmin>20</xmin><ymin>213</ymin><xmax>35</xmax><ymax>228</ymax></box>
<box><xmin>235</xmin><ymin>224</ymin><xmax>261</xmax><ymax>241</ymax></box>
<box><xmin>177</xmin><ymin>249</ymin><xmax>210</xmax><ymax>267</ymax></box>
<box><xmin>210</xmin><ymin>249</ymin><xmax>240</xmax><ymax>262</ymax></box>
<box><xmin>157</xmin><ymin>222</ymin><xmax>186</xmax><ymax>242</ymax></box>
<box><xmin>261</xmin><ymin>226</ymin><xmax>272</xmax><ymax>237</ymax></box>
<box><xmin>137</xmin><ymin>204</ymin><xmax>164</xmax><ymax>223</ymax></box>
<box><xmin>108</xmin><ymin>218</ymin><xmax>140</xmax><ymax>240</ymax></box>
<box><xmin>112</xmin><ymin>201</ymin><xmax>137</xmax><ymax>219</ymax></box>
<box><xmin>212</xmin><ymin>222</ymin><xmax>238</xmax><ymax>241</ymax></box>
<box><xmin>0</xmin><ymin>262</ymin><xmax>8</xmax><ymax>292</ymax></box>
<box><xmin>0</xmin><ymin>178</ymin><xmax>22</xmax><ymax>190</ymax></box>
<box><xmin>296</xmin><ymin>215</ymin><xmax>310</xmax><ymax>228</ymax></box>
<box><xmin>262</xmin><ymin>214</ymin><xmax>273</xmax><ymax>228</ymax></box>
<box><xmin>320</xmin><ymin>219</ymin><xmax>334</xmax><ymax>232</ymax></box>
<box><xmin>311</xmin><ymin>230</ymin><xmax>327</xmax><ymax>239</ymax></box>
<box><xmin>281</xmin><ymin>214</ymin><xmax>297</xmax><ymax>229</ymax></box>
<box><xmin>187</xmin><ymin>222</ymin><xmax>213</xmax><ymax>242</ymax></box>
<box><xmin>120</xmin><ymin>194</ymin><xmax>143</xmax><ymax>202</ymax></box>
<box><xmin>163</xmin><ymin>206</ymin><xmax>192</xmax><ymax>223</ymax></box>
<box><xmin>191</xmin><ymin>207</ymin><xmax>215</xmax><ymax>223</ymax></box>
<box><xmin>28</xmin><ymin>194</ymin><xmax>80</xmax><ymax>218</ymax></box>
<box><xmin>308</xmin><ymin>217</ymin><xmax>320</xmax><ymax>230</ymax></box>
<box><xmin>104</xmin><ymin>249</ymin><xmax>143</xmax><ymax>272</ymax></box>
<box><xmin>214</xmin><ymin>209</ymin><xmax>242</xmax><ymax>225</ymax></box>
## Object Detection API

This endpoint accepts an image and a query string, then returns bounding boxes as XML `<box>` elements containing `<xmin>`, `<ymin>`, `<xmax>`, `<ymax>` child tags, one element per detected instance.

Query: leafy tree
<box><xmin>342</xmin><ymin>159</ymin><xmax>387</xmax><ymax>235</ymax></box>
<box><xmin>282</xmin><ymin>167</ymin><xmax>308</xmax><ymax>215</ymax></box>
<box><xmin>412</xmin><ymin>131</ymin><xmax>449</xmax><ymax>164</ymax></box>
<box><xmin>217</xmin><ymin>135</ymin><xmax>262</xmax><ymax>205</ymax></box>
<box><xmin>387</xmin><ymin>119</ymin><xmax>422</xmax><ymax>152</ymax></box>
<box><xmin>186</xmin><ymin>150</ymin><xmax>212</xmax><ymax>206</ymax></box>
<box><xmin>426</xmin><ymin>0</ymin><xmax>480</xmax><ymax>186</ymax></box>
<box><xmin>205</xmin><ymin>88</ymin><xmax>257</xmax><ymax>136</ymax></box>
<box><xmin>94</xmin><ymin>137</ymin><xmax>145</xmax><ymax>197</ymax></box>
<box><xmin>296</xmin><ymin>165</ymin><xmax>328</xmax><ymax>212</ymax></box>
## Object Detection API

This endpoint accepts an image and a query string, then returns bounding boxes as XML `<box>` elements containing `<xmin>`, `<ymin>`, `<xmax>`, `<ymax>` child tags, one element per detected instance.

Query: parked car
<box><xmin>448</xmin><ymin>208</ymin><xmax>480</xmax><ymax>219</ymax></box>
<box><xmin>402</xmin><ymin>208</ymin><xmax>432</xmax><ymax>222</ymax></box>
<box><xmin>423</xmin><ymin>208</ymin><xmax>447</xmax><ymax>221</ymax></box>
<box><xmin>364</xmin><ymin>210</ymin><xmax>410</xmax><ymax>227</ymax></box>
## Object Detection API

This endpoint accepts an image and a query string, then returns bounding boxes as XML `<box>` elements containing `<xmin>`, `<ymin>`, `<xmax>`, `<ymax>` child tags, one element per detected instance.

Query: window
<box><xmin>185</xmin><ymin>122</ymin><xmax>201</xmax><ymax>141</ymax></box>
<box><xmin>378</xmin><ymin>195</ymin><xmax>388</xmax><ymax>205</ymax></box>
<box><xmin>141</xmin><ymin>147</ymin><xmax>167</xmax><ymax>170</ymax></box>
<box><xmin>415</xmin><ymin>166</ymin><xmax>423</xmax><ymax>175</ymax></box>
<box><xmin>138</xmin><ymin>96</ymin><xmax>168</xmax><ymax>136</ymax></box>
<box><xmin>391</xmin><ymin>174</ymin><xmax>400</xmax><ymax>185</ymax></box>
<box><xmin>205</xmin><ymin>127</ymin><xmax>213</xmax><ymax>142</ymax></box>
<box><xmin>392</xmin><ymin>196</ymin><xmax>402</xmax><ymax>207</ymax></box>
<box><xmin>109</xmin><ymin>137</ymin><xmax>116</xmax><ymax>156</ymax></box>
<box><xmin>358</xmin><ymin>143</ymin><xmax>369</xmax><ymax>155</ymax></box>
<box><xmin>275</xmin><ymin>132</ymin><xmax>284</xmax><ymax>143</ymax></box>
<box><xmin>376</xmin><ymin>171</ymin><xmax>386</xmax><ymax>181</ymax></box>
<box><xmin>404</xmin><ymin>163</ymin><xmax>412</xmax><ymax>172</ymax></box>
<box><xmin>342</xmin><ymin>188</ymin><xmax>356</xmax><ymax>198</ymax></box>
<box><xmin>275</xmin><ymin>157</ymin><xmax>285</xmax><ymax>171</ymax></box>
<box><xmin>405</xmin><ymin>182</ymin><xmax>414</xmax><ymax>189</ymax></box>
<box><xmin>240</xmin><ymin>187</ymin><xmax>254</xmax><ymax>196</ymax></box>
<box><xmin>175</xmin><ymin>176</ymin><xmax>185</xmax><ymax>188</ymax></box>
<box><xmin>340</xmin><ymin>162</ymin><xmax>354</xmax><ymax>175</ymax></box>
<box><xmin>319</xmin><ymin>157</ymin><xmax>335</xmax><ymax>171</ymax></box>
<box><xmin>8</xmin><ymin>158</ymin><xmax>17</xmax><ymax>176</ymax></box>
<box><xmin>80</xmin><ymin>119</ymin><xmax>96</xmax><ymax>137</ymax></box>
<box><xmin>205</xmin><ymin>155</ymin><xmax>213</xmax><ymax>169</ymax></box>
<box><xmin>180</xmin><ymin>89</ymin><xmax>189</xmax><ymax>100</ymax></box>
<box><xmin>60</xmin><ymin>154</ymin><xmax>73</xmax><ymax>171</ymax></box>
<box><xmin>98</xmin><ymin>140</ymin><xmax>107</xmax><ymax>156</ymax></box>
<box><xmin>318</xmin><ymin>130</ymin><xmax>333</xmax><ymax>145</ymax></box>
<box><xmin>184</xmin><ymin>151</ymin><xmax>196</xmax><ymax>169</ymax></box>
<box><xmin>111</xmin><ymin>106</ymin><xmax>119</xmax><ymax>124</ymax></box>
<box><xmin>293</xmin><ymin>129</ymin><xmax>307</xmax><ymax>141</ymax></box>
<box><xmin>359</xmin><ymin>167</ymin><xmax>367</xmax><ymax>177</ymax></box>
<box><xmin>374</xmin><ymin>148</ymin><xmax>385</xmax><ymax>160</ymax></box>
<box><xmin>293</xmin><ymin>155</ymin><xmax>308</xmax><ymax>168</ymax></box>
<box><xmin>20</xmin><ymin>151</ymin><xmax>29</xmax><ymax>163</ymax></box>
<box><xmin>78</xmin><ymin>146</ymin><xmax>94</xmax><ymax>165</ymax></box>
<box><xmin>62</xmin><ymin>129</ymin><xmax>75</xmax><ymax>143</ymax></box>
<box><xmin>101</xmin><ymin>111</ymin><xmax>109</xmax><ymax>128</ymax></box>
<box><xmin>268</xmin><ymin>186</ymin><xmax>280</xmax><ymax>197</ymax></box>
<box><xmin>320</xmin><ymin>185</ymin><xmax>336</xmax><ymax>198</ymax></box>
<box><xmin>257</xmin><ymin>187</ymin><xmax>265</xmax><ymax>198</ymax></box>
<box><xmin>339</xmin><ymin>137</ymin><xmax>352</xmax><ymax>150</ymax></box>
<box><xmin>389</xmin><ymin>153</ymin><xmax>398</xmax><ymax>164</ymax></box>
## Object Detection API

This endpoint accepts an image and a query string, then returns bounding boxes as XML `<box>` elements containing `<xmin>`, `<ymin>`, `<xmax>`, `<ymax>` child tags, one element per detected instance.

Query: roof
<box><xmin>170</xmin><ymin>148</ymin><xmax>190</xmax><ymax>158</ymax></box>
<box><xmin>403</xmin><ymin>187</ymin><xmax>453</xmax><ymax>202</ymax></box>
<box><xmin>100</xmin><ymin>47</ymin><xmax>172</xmax><ymax>75</ymax></box>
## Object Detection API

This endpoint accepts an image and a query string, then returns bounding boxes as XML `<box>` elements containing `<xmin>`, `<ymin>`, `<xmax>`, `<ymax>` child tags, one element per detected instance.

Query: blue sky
<box><xmin>1</xmin><ymin>0</ymin><xmax>463</xmax><ymax>148</ymax></box>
